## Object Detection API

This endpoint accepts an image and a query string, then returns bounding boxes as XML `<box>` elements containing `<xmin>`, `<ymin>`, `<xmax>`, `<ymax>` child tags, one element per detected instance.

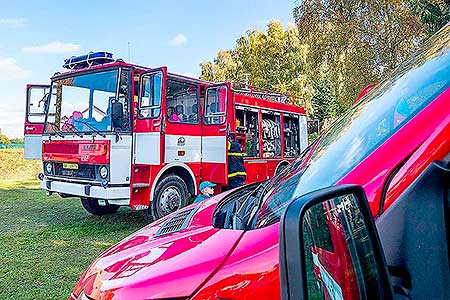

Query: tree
<box><xmin>202</xmin><ymin>3</ymin><xmax>450</xmax><ymax>123</ymax></box>
<box><xmin>293</xmin><ymin>0</ymin><xmax>427</xmax><ymax>110</ymax></box>
<box><xmin>0</xmin><ymin>128</ymin><xmax>11</xmax><ymax>144</ymax></box>
<box><xmin>408</xmin><ymin>0</ymin><xmax>450</xmax><ymax>34</ymax></box>
<box><xmin>10</xmin><ymin>138</ymin><xmax>24</xmax><ymax>144</ymax></box>
<box><xmin>200</xmin><ymin>21</ymin><xmax>313</xmax><ymax>109</ymax></box>
<box><xmin>311</xmin><ymin>63</ymin><xmax>338</xmax><ymax>124</ymax></box>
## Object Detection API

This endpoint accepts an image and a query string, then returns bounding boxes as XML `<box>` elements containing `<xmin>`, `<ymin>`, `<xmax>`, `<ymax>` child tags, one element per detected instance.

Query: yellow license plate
<box><xmin>63</xmin><ymin>163</ymin><xmax>78</xmax><ymax>170</ymax></box>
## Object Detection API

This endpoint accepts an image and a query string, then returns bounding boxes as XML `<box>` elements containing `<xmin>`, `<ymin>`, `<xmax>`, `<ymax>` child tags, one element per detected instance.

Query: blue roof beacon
<box><xmin>63</xmin><ymin>51</ymin><xmax>115</xmax><ymax>70</ymax></box>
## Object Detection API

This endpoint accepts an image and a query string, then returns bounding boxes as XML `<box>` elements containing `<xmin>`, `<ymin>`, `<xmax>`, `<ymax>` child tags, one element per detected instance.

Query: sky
<box><xmin>0</xmin><ymin>0</ymin><xmax>296</xmax><ymax>138</ymax></box>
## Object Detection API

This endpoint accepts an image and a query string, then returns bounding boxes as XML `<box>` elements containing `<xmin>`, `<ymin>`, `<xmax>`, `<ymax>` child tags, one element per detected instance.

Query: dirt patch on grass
<box><xmin>0</xmin><ymin>149</ymin><xmax>41</xmax><ymax>181</ymax></box>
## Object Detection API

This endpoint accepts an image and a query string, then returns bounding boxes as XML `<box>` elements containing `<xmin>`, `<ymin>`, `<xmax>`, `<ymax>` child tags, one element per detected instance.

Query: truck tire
<box><xmin>80</xmin><ymin>197</ymin><xmax>119</xmax><ymax>215</ymax></box>
<box><xmin>145</xmin><ymin>174</ymin><xmax>188</xmax><ymax>222</ymax></box>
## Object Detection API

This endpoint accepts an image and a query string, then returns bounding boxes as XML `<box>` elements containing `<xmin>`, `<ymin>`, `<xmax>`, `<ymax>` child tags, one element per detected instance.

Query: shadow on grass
<box><xmin>0</xmin><ymin>186</ymin><xmax>149</xmax><ymax>300</ymax></box>
<box><xmin>0</xmin><ymin>187</ymin><xmax>147</xmax><ymax>234</ymax></box>
<box><xmin>0</xmin><ymin>179</ymin><xmax>41</xmax><ymax>190</ymax></box>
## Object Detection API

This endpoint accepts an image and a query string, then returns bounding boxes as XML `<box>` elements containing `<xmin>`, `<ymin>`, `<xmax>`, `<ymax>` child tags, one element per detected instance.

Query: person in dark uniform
<box><xmin>227</xmin><ymin>133</ymin><xmax>247</xmax><ymax>189</ymax></box>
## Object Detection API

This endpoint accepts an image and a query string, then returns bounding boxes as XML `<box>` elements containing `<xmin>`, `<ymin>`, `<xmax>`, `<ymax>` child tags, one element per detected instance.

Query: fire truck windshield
<box><xmin>44</xmin><ymin>69</ymin><xmax>130</xmax><ymax>134</ymax></box>
<box><xmin>254</xmin><ymin>24</ymin><xmax>450</xmax><ymax>228</ymax></box>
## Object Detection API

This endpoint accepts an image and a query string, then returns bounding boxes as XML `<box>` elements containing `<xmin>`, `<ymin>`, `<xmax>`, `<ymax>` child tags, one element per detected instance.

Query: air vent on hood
<box><xmin>155</xmin><ymin>207</ymin><xmax>199</xmax><ymax>237</ymax></box>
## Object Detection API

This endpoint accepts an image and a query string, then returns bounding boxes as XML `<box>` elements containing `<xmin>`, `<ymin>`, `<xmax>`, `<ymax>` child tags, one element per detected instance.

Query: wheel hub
<box><xmin>159</xmin><ymin>187</ymin><xmax>181</xmax><ymax>215</ymax></box>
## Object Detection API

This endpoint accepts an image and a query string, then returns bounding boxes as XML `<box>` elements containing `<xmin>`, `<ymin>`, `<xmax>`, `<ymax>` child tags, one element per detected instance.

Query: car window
<box><xmin>256</xmin><ymin>24</ymin><xmax>450</xmax><ymax>228</ymax></box>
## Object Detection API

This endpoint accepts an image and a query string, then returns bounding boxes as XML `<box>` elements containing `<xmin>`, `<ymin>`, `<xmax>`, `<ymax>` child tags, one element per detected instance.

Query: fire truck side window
<box><xmin>204</xmin><ymin>87</ymin><xmax>227</xmax><ymax>125</ymax></box>
<box><xmin>284</xmin><ymin>114</ymin><xmax>301</xmax><ymax>157</ymax></box>
<box><xmin>235</xmin><ymin>106</ymin><xmax>260</xmax><ymax>157</ymax></box>
<box><xmin>262</xmin><ymin>111</ymin><xmax>281</xmax><ymax>158</ymax></box>
<box><xmin>139</xmin><ymin>72</ymin><xmax>162</xmax><ymax>118</ymax></box>
<box><xmin>166</xmin><ymin>79</ymin><xmax>199</xmax><ymax>124</ymax></box>
<box><xmin>115</xmin><ymin>70</ymin><xmax>130</xmax><ymax>131</ymax></box>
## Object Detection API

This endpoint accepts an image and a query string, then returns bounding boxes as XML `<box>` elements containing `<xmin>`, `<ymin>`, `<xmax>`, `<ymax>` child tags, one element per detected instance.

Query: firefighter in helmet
<box><xmin>227</xmin><ymin>133</ymin><xmax>247</xmax><ymax>189</ymax></box>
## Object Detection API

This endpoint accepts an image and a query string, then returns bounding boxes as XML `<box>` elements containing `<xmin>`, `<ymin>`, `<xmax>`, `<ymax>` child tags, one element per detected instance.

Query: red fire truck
<box><xmin>24</xmin><ymin>52</ymin><xmax>307</xmax><ymax>221</ymax></box>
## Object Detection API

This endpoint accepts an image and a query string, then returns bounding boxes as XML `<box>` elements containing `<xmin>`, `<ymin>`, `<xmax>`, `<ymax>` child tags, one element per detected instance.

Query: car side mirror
<box><xmin>279</xmin><ymin>185</ymin><xmax>393</xmax><ymax>300</ymax></box>
<box><xmin>111</xmin><ymin>101</ymin><xmax>124</xmax><ymax>129</ymax></box>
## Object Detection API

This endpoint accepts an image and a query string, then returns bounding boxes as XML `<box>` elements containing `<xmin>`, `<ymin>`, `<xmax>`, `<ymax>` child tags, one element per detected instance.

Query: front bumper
<box><xmin>41</xmin><ymin>178</ymin><xmax>130</xmax><ymax>205</ymax></box>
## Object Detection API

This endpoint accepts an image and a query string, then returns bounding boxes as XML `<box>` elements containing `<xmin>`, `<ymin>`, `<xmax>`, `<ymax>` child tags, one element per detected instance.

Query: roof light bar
<box><xmin>63</xmin><ymin>51</ymin><xmax>114</xmax><ymax>70</ymax></box>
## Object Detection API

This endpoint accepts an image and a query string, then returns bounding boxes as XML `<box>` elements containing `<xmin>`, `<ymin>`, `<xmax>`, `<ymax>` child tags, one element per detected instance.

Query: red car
<box><xmin>70</xmin><ymin>24</ymin><xmax>450</xmax><ymax>300</ymax></box>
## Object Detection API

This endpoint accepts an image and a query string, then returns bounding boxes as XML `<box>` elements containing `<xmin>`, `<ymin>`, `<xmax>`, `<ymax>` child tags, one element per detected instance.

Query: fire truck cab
<box><xmin>25</xmin><ymin>52</ymin><xmax>307</xmax><ymax>221</ymax></box>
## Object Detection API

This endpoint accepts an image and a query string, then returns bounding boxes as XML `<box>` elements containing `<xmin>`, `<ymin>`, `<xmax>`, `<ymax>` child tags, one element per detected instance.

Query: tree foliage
<box><xmin>408</xmin><ymin>0</ymin><xmax>450</xmax><ymax>34</ymax></box>
<box><xmin>200</xmin><ymin>21</ymin><xmax>312</xmax><ymax>108</ymax></box>
<box><xmin>0</xmin><ymin>128</ymin><xmax>11</xmax><ymax>144</ymax></box>
<box><xmin>10</xmin><ymin>138</ymin><xmax>24</xmax><ymax>143</ymax></box>
<box><xmin>293</xmin><ymin>0</ymin><xmax>429</xmax><ymax>112</ymax></box>
<box><xmin>311</xmin><ymin>63</ymin><xmax>338</xmax><ymax>123</ymax></box>
<box><xmin>201</xmin><ymin>2</ymin><xmax>449</xmax><ymax>123</ymax></box>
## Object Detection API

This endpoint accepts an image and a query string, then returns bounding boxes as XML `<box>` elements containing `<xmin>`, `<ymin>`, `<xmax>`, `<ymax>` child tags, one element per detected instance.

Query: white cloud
<box><xmin>170</xmin><ymin>33</ymin><xmax>187</xmax><ymax>46</ymax></box>
<box><xmin>0</xmin><ymin>18</ymin><xmax>26</xmax><ymax>28</ymax></box>
<box><xmin>0</xmin><ymin>57</ymin><xmax>30</xmax><ymax>80</ymax></box>
<box><xmin>23</xmin><ymin>41</ymin><xmax>80</xmax><ymax>54</ymax></box>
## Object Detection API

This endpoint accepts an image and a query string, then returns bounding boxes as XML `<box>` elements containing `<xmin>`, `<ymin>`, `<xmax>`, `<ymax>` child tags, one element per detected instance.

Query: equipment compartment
<box><xmin>283</xmin><ymin>114</ymin><xmax>300</xmax><ymax>157</ymax></box>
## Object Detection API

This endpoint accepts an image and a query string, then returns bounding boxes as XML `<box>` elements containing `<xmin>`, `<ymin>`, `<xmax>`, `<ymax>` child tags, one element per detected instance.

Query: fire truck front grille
<box><xmin>54</xmin><ymin>163</ymin><xmax>96</xmax><ymax>180</ymax></box>
<box><xmin>155</xmin><ymin>207</ymin><xmax>198</xmax><ymax>237</ymax></box>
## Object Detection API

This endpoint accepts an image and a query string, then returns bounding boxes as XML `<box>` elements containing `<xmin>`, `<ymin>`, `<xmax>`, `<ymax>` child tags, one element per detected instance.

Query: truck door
<box><xmin>163</xmin><ymin>78</ymin><xmax>202</xmax><ymax>165</ymax></box>
<box><xmin>134</xmin><ymin>67</ymin><xmax>166</xmax><ymax>166</ymax></box>
<box><xmin>24</xmin><ymin>84</ymin><xmax>50</xmax><ymax>159</ymax></box>
<box><xmin>201</xmin><ymin>83</ymin><xmax>231</xmax><ymax>186</ymax></box>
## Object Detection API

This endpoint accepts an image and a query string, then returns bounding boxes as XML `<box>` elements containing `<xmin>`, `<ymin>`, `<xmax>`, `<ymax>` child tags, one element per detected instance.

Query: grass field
<box><xmin>0</xmin><ymin>149</ymin><xmax>42</xmax><ymax>181</ymax></box>
<box><xmin>0</xmin><ymin>149</ymin><xmax>147</xmax><ymax>299</ymax></box>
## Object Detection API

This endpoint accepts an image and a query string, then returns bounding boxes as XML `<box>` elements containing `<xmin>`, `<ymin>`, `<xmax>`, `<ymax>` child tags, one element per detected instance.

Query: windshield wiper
<box><xmin>61</xmin><ymin>122</ymin><xmax>83</xmax><ymax>137</ymax></box>
<box><xmin>46</xmin><ymin>122</ymin><xmax>64</xmax><ymax>138</ymax></box>
<box><xmin>239</xmin><ymin>162</ymin><xmax>306</xmax><ymax>229</ymax></box>
<box><xmin>231</xmin><ymin>180</ymin><xmax>271</xmax><ymax>229</ymax></box>
<box><xmin>73</xmin><ymin>119</ymin><xmax>106</xmax><ymax>138</ymax></box>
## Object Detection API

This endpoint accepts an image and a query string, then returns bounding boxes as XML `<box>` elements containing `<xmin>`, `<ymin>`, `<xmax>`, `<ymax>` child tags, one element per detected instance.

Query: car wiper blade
<box><xmin>234</xmin><ymin>181</ymin><xmax>269</xmax><ymax>220</ymax></box>
<box><xmin>73</xmin><ymin>119</ymin><xmax>106</xmax><ymax>138</ymax></box>
<box><xmin>241</xmin><ymin>180</ymin><xmax>269</xmax><ymax>204</ymax></box>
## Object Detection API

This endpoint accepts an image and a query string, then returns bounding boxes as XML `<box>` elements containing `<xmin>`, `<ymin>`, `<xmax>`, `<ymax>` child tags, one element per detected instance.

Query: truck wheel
<box><xmin>80</xmin><ymin>197</ymin><xmax>119</xmax><ymax>215</ymax></box>
<box><xmin>146</xmin><ymin>174</ymin><xmax>188</xmax><ymax>222</ymax></box>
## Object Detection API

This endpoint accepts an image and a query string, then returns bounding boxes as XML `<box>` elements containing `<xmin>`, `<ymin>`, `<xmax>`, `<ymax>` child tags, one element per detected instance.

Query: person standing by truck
<box><xmin>227</xmin><ymin>133</ymin><xmax>247</xmax><ymax>189</ymax></box>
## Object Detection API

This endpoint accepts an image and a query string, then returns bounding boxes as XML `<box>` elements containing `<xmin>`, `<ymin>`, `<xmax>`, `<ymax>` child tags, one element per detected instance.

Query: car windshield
<box><xmin>44</xmin><ymin>69</ymin><xmax>131</xmax><ymax>134</ymax></box>
<box><xmin>255</xmin><ymin>24</ymin><xmax>450</xmax><ymax>228</ymax></box>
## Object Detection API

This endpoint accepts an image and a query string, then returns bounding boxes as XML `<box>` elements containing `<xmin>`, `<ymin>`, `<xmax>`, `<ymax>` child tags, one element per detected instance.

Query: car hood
<box><xmin>72</xmin><ymin>193</ymin><xmax>244</xmax><ymax>300</ymax></box>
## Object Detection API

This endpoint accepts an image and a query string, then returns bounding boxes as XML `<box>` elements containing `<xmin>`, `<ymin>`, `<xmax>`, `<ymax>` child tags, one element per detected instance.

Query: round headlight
<box><xmin>45</xmin><ymin>162</ymin><xmax>52</xmax><ymax>174</ymax></box>
<box><xmin>99</xmin><ymin>166</ymin><xmax>108</xmax><ymax>179</ymax></box>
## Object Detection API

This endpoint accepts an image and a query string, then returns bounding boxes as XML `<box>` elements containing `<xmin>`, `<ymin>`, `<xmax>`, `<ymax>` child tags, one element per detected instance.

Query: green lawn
<box><xmin>0</xmin><ymin>152</ymin><xmax>147</xmax><ymax>299</ymax></box>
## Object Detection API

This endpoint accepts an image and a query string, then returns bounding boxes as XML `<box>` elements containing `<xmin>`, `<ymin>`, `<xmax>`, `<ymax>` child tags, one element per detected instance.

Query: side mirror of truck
<box><xmin>279</xmin><ymin>184</ymin><xmax>393</xmax><ymax>300</ymax></box>
<box><xmin>111</xmin><ymin>101</ymin><xmax>124</xmax><ymax>129</ymax></box>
